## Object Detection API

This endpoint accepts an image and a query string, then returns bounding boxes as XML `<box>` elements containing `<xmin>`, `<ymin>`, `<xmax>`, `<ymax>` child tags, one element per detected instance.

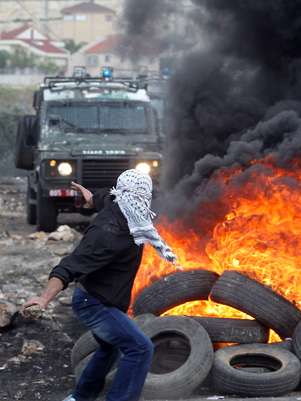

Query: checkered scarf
<box><xmin>110</xmin><ymin>169</ymin><xmax>177</xmax><ymax>263</ymax></box>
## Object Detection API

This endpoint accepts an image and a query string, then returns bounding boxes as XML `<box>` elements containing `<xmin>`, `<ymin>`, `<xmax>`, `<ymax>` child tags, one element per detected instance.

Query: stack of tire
<box><xmin>72</xmin><ymin>270</ymin><xmax>301</xmax><ymax>398</ymax></box>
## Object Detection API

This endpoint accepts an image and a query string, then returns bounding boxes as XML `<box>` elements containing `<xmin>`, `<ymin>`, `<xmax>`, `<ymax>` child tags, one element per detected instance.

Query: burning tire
<box><xmin>141</xmin><ymin>316</ymin><xmax>214</xmax><ymax>398</ymax></box>
<box><xmin>210</xmin><ymin>271</ymin><xmax>301</xmax><ymax>338</ymax></box>
<box><xmin>192</xmin><ymin>317</ymin><xmax>269</xmax><ymax>343</ymax></box>
<box><xmin>292</xmin><ymin>320</ymin><xmax>301</xmax><ymax>360</ymax></box>
<box><xmin>212</xmin><ymin>343</ymin><xmax>301</xmax><ymax>396</ymax></box>
<box><xmin>71</xmin><ymin>313</ymin><xmax>155</xmax><ymax>369</ymax></box>
<box><xmin>268</xmin><ymin>339</ymin><xmax>293</xmax><ymax>352</ymax></box>
<box><xmin>75</xmin><ymin>352</ymin><xmax>91</xmax><ymax>375</ymax></box>
<box><xmin>132</xmin><ymin>313</ymin><xmax>156</xmax><ymax>328</ymax></box>
<box><xmin>71</xmin><ymin>331</ymin><xmax>98</xmax><ymax>370</ymax></box>
<box><xmin>133</xmin><ymin>270</ymin><xmax>219</xmax><ymax>316</ymax></box>
<box><xmin>74</xmin><ymin>316</ymin><xmax>214</xmax><ymax>399</ymax></box>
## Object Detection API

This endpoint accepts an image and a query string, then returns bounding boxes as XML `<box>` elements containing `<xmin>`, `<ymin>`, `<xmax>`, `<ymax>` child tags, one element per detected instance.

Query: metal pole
<box><xmin>43</xmin><ymin>0</ymin><xmax>48</xmax><ymax>35</ymax></box>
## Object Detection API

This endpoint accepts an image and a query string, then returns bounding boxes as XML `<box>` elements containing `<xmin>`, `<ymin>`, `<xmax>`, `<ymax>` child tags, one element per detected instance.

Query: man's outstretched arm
<box><xmin>21</xmin><ymin>277</ymin><xmax>64</xmax><ymax>314</ymax></box>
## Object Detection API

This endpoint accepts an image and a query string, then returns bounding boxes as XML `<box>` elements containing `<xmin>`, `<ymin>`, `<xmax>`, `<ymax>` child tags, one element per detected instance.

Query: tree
<box><xmin>64</xmin><ymin>39</ymin><xmax>86</xmax><ymax>54</ymax></box>
<box><xmin>9</xmin><ymin>46</ymin><xmax>36</xmax><ymax>68</ymax></box>
<box><xmin>7</xmin><ymin>46</ymin><xmax>60</xmax><ymax>74</ymax></box>
<box><xmin>37</xmin><ymin>59</ymin><xmax>60</xmax><ymax>74</ymax></box>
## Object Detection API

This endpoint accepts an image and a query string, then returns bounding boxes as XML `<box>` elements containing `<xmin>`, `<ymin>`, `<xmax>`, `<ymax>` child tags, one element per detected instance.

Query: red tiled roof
<box><xmin>85</xmin><ymin>35</ymin><xmax>161</xmax><ymax>58</ymax></box>
<box><xmin>22</xmin><ymin>39</ymin><xmax>67</xmax><ymax>54</ymax></box>
<box><xmin>85</xmin><ymin>35</ymin><xmax>122</xmax><ymax>54</ymax></box>
<box><xmin>61</xmin><ymin>2</ymin><xmax>115</xmax><ymax>15</ymax></box>
<box><xmin>0</xmin><ymin>24</ymin><xmax>67</xmax><ymax>55</ymax></box>
<box><xmin>1</xmin><ymin>24</ymin><xmax>30</xmax><ymax>40</ymax></box>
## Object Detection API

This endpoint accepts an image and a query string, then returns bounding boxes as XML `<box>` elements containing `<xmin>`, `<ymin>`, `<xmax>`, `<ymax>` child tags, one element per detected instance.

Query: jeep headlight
<box><xmin>135</xmin><ymin>162</ymin><xmax>151</xmax><ymax>175</ymax></box>
<box><xmin>57</xmin><ymin>162</ymin><xmax>73</xmax><ymax>176</ymax></box>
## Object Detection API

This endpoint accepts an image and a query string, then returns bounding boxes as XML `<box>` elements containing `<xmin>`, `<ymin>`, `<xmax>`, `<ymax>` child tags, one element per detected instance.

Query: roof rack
<box><xmin>42</xmin><ymin>75</ymin><xmax>147</xmax><ymax>92</ymax></box>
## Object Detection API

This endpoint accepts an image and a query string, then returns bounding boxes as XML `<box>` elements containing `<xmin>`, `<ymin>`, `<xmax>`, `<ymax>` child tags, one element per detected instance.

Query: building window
<box><xmin>76</xmin><ymin>15</ymin><xmax>87</xmax><ymax>21</ymax></box>
<box><xmin>104</xmin><ymin>54</ymin><xmax>111</xmax><ymax>63</ymax></box>
<box><xmin>105</xmin><ymin>15</ymin><xmax>113</xmax><ymax>22</ymax></box>
<box><xmin>63</xmin><ymin>15</ymin><xmax>74</xmax><ymax>21</ymax></box>
<box><xmin>87</xmin><ymin>55</ymin><xmax>99</xmax><ymax>67</ymax></box>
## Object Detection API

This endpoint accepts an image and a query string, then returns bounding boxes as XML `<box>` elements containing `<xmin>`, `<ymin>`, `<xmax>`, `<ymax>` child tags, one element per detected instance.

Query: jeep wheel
<box><xmin>26</xmin><ymin>184</ymin><xmax>36</xmax><ymax>225</ymax></box>
<box><xmin>37</xmin><ymin>185</ymin><xmax>57</xmax><ymax>232</ymax></box>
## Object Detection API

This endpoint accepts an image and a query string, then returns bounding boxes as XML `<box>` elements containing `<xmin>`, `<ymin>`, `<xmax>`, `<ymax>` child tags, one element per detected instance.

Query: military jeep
<box><xmin>15</xmin><ymin>71</ymin><xmax>163</xmax><ymax>232</ymax></box>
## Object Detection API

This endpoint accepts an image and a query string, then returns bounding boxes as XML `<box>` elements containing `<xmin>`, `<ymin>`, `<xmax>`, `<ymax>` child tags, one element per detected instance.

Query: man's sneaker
<box><xmin>62</xmin><ymin>395</ymin><xmax>76</xmax><ymax>401</ymax></box>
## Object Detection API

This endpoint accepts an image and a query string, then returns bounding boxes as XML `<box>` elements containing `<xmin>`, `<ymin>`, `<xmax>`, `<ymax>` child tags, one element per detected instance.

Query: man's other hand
<box><xmin>71</xmin><ymin>181</ymin><xmax>93</xmax><ymax>207</ymax></box>
<box><xmin>174</xmin><ymin>263</ymin><xmax>184</xmax><ymax>271</ymax></box>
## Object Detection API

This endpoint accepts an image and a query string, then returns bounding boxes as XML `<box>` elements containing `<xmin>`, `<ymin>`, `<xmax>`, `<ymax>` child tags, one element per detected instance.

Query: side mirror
<box><xmin>33</xmin><ymin>91</ymin><xmax>42</xmax><ymax>111</ymax></box>
<box><xmin>152</xmin><ymin>107</ymin><xmax>164</xmax><ymax>141</ymax></box>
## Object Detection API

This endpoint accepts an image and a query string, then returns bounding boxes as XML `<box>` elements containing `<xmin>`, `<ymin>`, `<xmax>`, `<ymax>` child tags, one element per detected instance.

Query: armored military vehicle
<box><xmin>15</xmin><ymin>68</ymin><xmax>163</xmax><ymax>232</ymax></box>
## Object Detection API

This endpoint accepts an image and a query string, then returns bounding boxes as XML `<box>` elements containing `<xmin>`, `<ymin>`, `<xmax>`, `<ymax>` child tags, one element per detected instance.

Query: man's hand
<box><xmin>21</xmin><ymin>296</ymin><xmax>48</xmax><ymax>314</ymax></box>
<box><xmin>174</xmin><ymin>263</ymin><xmax>184</xmax><ymax>271</ymax></box>
<box><xmin>165</xmin><ymin>251</ymin><xmax>183</xmax><ymax>270</ymax></box>
<box><xmin>21</xmin><ymin>297</ymin><xmax>47</xmax><ymax>318</ymax></box>
<box><xmin>20</xmin><ymin>277</ymin><xmax>64</xmax><ymax>317</ymax></box>
<box><xmin>71</xmin><ymin>181</ymin><xmax>93</xmax><ymax>207</ymax></box>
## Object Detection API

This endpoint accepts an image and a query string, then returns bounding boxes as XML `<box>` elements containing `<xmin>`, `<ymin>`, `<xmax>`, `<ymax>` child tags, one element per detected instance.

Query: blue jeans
<box><xmin>72</xmin><ymin>287</ymin><xmax>154</xmax><ymax>401</ymax></box>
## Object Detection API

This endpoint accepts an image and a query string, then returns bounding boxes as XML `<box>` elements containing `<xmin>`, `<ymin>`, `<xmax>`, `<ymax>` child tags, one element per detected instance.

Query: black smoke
<box><xmin>199</xmin><ymin>0</ymin><xmax>301</xmax><ymax>67</ymax></box>
<box><xmin>123</xmin><ymin>0</ymin><xmax>301</xmax><ymax>220</ymax></box>
<box><xmin>120</xmin><ymin>0</ymin><xmax>177</xmax><ymax>59</ymax></box>
<box><xmin>165</xmin><ymin>0</ymin><xmax>301</xmax><ymax>186</ymax></box>
<box><xmin>123</xmin><ymin>0</ymin><xmax>174</xmax><ymax>38</ymax></box>
<box><xmin>164</xmin><ymin>52</ymin><xmax>267</xmax><ymax>188</ymax></box>
<box><xmin>170</xmin><ymin>110</ymin><xmax>301</xmax><ymax>207</ymax></box>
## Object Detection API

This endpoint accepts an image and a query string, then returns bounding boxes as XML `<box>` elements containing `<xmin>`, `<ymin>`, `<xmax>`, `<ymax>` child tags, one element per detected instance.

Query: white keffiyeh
<box><xmin>110</xmin><ymin>169</ymin><xmax>177</xmax><ymax>263</ymax></box>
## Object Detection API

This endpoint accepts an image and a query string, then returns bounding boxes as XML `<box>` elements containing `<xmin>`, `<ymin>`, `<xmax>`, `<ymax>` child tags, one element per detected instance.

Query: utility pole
<box><xmin>43</xmin><ymin>0</ymin><xmax>49</xmax><ymax>36</ymax></box>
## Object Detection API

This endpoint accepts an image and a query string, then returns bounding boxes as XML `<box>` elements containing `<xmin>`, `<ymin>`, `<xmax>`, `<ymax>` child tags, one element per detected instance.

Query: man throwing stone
<box><xmin>22</xmin><ymin>169</ymin><xmax>178</xmax><ymax>401</ymax></box>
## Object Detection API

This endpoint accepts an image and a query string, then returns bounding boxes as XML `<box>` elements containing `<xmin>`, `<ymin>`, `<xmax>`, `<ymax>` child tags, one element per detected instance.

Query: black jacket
<box><xmin>49</xmin><ymin>189</ymin><xmax>144</xmax><ymax>312</ymax></box>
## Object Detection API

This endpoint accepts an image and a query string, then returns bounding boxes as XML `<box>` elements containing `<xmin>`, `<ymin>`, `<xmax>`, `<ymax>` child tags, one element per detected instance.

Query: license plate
<box><xmin>49</xmin><ymin>189</ymin><xmax>76</xmax><ymax>197</ymax></box>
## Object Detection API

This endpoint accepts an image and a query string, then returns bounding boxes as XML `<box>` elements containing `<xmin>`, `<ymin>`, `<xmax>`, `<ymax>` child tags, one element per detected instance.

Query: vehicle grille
<box><xmin>82</xmin><ymin>159</ymin><xmax>131</xmax><ymax>188</ymax></box>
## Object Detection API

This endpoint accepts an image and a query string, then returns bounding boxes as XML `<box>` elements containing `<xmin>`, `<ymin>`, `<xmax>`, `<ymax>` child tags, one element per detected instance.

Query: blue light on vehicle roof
<box><xmin>161</xmin><ymin>67</ymin><xmax>172</xmax><ymax>78</ymax></box>
<box><xmin>102</xmin><ymin>67</ymin><xmax>113</xmax><ymax>79</ymax></box>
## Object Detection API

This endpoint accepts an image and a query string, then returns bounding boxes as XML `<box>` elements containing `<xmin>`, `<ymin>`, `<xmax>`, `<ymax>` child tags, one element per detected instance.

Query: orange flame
<box><xmin>131</xmin><ymin>160</ymin><xmax>301</xmax><ymax>342</ymax></box>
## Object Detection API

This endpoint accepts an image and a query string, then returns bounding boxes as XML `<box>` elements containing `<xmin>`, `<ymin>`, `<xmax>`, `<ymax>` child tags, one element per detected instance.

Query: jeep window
<box><xmin>48</xmin><ymin>104</ymin><xmax>98</xmax><ymax>130</ymax></box>
<box><xmin>99</xmin><ymin>104</ymin><xmax>146</xmax><ymax>132</ymax></box>
<box><xmin>46</xmin><ymin>102</ymin><xmax>148</xmax><ymax>134</ymax></box>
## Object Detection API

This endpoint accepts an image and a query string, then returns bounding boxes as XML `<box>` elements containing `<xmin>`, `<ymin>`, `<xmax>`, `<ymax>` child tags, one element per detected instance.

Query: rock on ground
<box><xmin>0</xmin><ymin>300</ymin><xmax>18</xmax><ymax>328</ymax></box>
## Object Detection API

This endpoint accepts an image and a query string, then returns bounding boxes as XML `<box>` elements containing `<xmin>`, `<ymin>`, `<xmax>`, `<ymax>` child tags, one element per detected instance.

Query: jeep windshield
<box><xmin>46</xmin><ymin>101</ymin><xmax>150</xmax><ymax>134</ymax></box>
